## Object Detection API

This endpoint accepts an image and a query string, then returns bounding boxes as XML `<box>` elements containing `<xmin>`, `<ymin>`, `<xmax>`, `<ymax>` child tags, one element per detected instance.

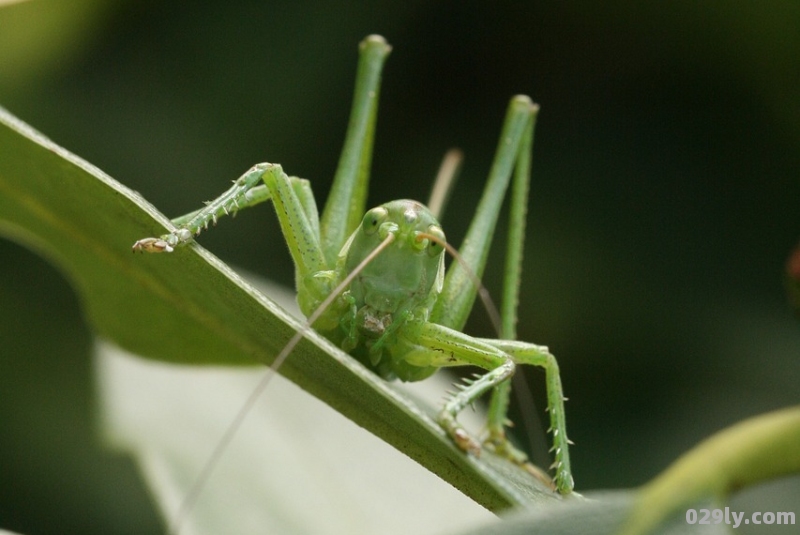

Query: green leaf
<box><xmin>0</xmin><ymin>106</ymin><xmax>561</xmax><ymax>528</ymax></box>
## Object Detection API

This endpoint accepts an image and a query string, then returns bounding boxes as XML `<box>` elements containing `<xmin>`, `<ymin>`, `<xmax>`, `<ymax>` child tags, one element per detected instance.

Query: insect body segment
<box><xmin>334</xmin><ymin>201</ymin><xmax>446</xmax><ymax>380</ymax></box>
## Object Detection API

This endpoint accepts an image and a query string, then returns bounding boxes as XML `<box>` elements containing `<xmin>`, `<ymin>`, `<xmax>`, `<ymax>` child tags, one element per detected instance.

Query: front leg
<box><xmin>132</xmin><ymin>163</ymin><xmax>329</xmax><ymax>281</ymax></box>
<box><xmin>133</xmin><ymin>164</ymin><xmax>270</xmax><ymax>252</ymax></box>
<box><xmin>133</xmin><ymin>163</ymin><xmax>319</xmax><ymax>258</ymax></box>
<box><xmin>439</xmin><ymin>359</ymin><xmax>516</xmax><ymax>457</ymax></box>
<box><xmin>408</xmin><ymin>321</ymin><xmax>573</xmax><ymax>494</ymax></box>
<box><xmin>483</xmin><ymin>338</ymin><xmax>574</xmax><ymax>494</ymax></box>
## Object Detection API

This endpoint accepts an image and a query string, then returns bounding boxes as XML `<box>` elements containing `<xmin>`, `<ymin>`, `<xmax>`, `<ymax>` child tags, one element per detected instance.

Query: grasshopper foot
<box><xmin>132</xmin><ymin>237</ymin><xmax>173</xmax><ymax>253</ymax></box>
<box><xmin>452</xmin><ymin>428</ymin><xmax>482</xmax><ymax>456</ymax></box>
<box><xmin>484</xmin><ymin>430</ymin><xmax>557</xmax><ymax>491</ymax></box>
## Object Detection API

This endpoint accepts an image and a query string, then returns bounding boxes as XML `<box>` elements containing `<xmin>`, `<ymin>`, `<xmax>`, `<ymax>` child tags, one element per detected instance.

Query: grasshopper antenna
<box><xmin>427</xmin><ymin>149</ymin><xmax>508</xmax><ymax>334</ymax></box>
<box><xmin>419</xmin><ymin>231</ymin><xmax>502</xmax><ymax>337</ymax></box>
<box><xmin>168</xmin><ymin>234</ymin><xmax>396</xmax><ymax>535</ymax></box>
<box><xmin>427</xmin><ymin>149</ymin><xmax>463</xmax><ymax>221</ymax></box>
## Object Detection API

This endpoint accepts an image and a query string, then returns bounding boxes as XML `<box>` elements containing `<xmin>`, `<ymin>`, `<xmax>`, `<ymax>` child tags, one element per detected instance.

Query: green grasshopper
<box><xmin>133</xmin><ymin>34</ymin><xmax>574</xmax><ymax>507</ymax></box>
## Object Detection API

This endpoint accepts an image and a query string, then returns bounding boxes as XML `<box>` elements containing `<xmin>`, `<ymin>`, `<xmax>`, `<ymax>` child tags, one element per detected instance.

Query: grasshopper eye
<box><xmin>426</xmin><ymin>225</ymin><xmax>445</xmax><ymax>257</ymax></box>
<box><xmin>362</xmin><ymin>206</ymin><xmax>388</xmax><ymax>235</ymax></box>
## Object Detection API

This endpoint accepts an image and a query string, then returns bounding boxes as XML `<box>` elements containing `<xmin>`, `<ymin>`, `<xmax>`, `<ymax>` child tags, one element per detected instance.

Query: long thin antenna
<box><xmin>418</xmin><ymin>231</ymin><xmax>501</xmax><ymax>336</ymax></box>
<box><xmin>427</xmin><ymin>149</ymin><xmax>463</xmax><ymax>220</ymax></box>
<box><xmin>168</xmin><ymin>234</ymin><xmax>396</xmax><ymax>535</ymax></box>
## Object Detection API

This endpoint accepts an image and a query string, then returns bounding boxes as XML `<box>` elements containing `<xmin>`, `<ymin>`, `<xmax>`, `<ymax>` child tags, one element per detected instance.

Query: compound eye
<box><xmin>426</xmin><ymin>225</ymin><xmax>445</xmax><ymax>257</ymax></box>
<box><xmin>362</xmin><ymin>206</ymin><xmax>388</xmax><ymax>235</ymax></box>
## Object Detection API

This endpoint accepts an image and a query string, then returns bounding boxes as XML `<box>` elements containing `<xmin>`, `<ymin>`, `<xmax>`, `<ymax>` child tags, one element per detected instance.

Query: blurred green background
<box><xmin>1</xmin><ymin>1</ymin><xmax>799</xmax><ymax>533</ymax></box>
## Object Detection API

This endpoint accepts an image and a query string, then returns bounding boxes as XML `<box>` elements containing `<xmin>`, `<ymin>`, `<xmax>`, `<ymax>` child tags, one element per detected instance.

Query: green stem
<box><xmin>621</xmin><ymin>405</ymin><xmax>800</xmax><ymax>535</ymax></box>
